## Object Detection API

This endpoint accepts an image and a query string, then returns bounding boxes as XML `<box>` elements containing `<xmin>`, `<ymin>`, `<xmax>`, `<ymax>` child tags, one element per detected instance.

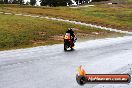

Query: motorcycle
<box><xmin>64</xmin><ymin>33</ymin><xmax>74</xmax><ymax>51</ymax></box>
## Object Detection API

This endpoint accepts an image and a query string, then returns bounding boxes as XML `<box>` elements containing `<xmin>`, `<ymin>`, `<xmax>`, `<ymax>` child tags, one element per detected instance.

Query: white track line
<box><xmin>23</xmin><ymin>14</ymin><xmax>31</xmax><ymax>17</ymax></box>
<box><xmin>15</xmin><ymin>13</ymin><xmax>22</xmax><ymax>16</ymax></box>
<box><xmin>43</xmin><ymin>17</ymin><xmax>132</xmax><ymax>35</ymax></box>
<box><xmin>4</xmin><ymin>13</ymin><xmax>12</xmax><ymax>15</ymax></box>
<box><xmin>0</xmin><ymin>12</ymin><xmax>3</xmax><ymax>14</ymax></box>
<box><xmin>31</xmin><ymin>15</ymin><xmax>40</xmax><ymax>18</ymax></box>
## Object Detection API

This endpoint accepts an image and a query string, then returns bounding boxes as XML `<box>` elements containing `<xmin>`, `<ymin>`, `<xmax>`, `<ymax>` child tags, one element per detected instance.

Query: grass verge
<box><xmin>0</xmin><ymin>4</ymin><xmax>131</xmax><ymax>31</ymax></box>
<box><xmin>0</xmin><ymin>14</ymin><xmax>124</xmax><ymax>51</ymax></box>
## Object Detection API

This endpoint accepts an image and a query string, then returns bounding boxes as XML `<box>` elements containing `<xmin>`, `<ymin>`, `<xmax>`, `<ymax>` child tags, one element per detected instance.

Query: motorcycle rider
<box><xmin>66</xmin><ymin>28</ymin><xmax>77</xmax><ymax>45</ymax></box>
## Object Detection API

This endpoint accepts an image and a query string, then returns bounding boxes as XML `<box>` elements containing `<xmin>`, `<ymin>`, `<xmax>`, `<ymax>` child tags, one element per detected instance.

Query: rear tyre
<box><xmin>71</xmin><ymin>43</ymin><xmax>74</xmax><ymax>51</ymax></box>
<box><xmin>71</xmin><ymin>47</ymin><xmax>73</xmax><ymax>51</ymax></box>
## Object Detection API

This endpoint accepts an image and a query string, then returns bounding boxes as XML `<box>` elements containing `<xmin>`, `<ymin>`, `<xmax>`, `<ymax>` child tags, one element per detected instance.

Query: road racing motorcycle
<box><xmin>64</xmin><ymin>33</ymin><xmax>74</xmax><ymax>51</ymax></box>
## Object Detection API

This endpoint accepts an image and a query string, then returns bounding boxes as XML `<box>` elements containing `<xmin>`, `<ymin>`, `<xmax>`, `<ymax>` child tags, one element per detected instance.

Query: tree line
<box><xmin>0</xmin><ymin>0</ymin><xmax>109</xmax><ymax>6</ymax></box>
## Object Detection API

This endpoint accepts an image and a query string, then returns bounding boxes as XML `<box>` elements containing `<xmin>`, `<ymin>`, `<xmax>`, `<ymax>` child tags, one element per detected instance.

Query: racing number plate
<box><xmin>64</xmin><ymin>35</ymin><xmax>70</xmax><ymax>39</ymax></box>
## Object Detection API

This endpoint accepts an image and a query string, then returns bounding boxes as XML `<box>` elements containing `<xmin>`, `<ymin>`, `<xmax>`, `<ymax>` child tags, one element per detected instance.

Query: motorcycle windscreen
<box><xmin>64</xmin><ymin>33</ymin><xmax>71</xmax><ymax>39</ymax></box>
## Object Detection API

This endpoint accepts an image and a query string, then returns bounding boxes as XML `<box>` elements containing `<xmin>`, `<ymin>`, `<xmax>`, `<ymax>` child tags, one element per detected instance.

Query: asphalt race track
<box><xmin>0</xmin><ymin>36</ymin><xmax>132</xmax><ymax>88</ymax></box>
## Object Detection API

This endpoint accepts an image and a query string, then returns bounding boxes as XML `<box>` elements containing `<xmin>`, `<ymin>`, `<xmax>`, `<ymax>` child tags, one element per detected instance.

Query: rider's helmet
<box><xmin>68</xmin><ymin>28</ymin><xmax>73</xmax><ymax>31</ymax></box>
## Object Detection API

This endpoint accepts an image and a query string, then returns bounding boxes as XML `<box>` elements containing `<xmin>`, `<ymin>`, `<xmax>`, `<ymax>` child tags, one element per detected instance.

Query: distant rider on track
<box><xmin>66</xmin><ymin>28</ymin><xmax>77</xmax><ymax>45</ymax></box>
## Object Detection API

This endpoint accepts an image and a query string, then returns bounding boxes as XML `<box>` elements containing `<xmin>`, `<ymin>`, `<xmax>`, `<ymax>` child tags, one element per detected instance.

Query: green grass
<box><xmin>0</xmin><ymin>14</ymin><xmax>123</xmax><ymax>50</ymax></box>
<box><xmin>0</xmin><ymin>4</ymin><xmax>131</xmax><ymax>31</ymax></box>
<box><xmin>128</xmin><ymin>0</ymin><xmax>132</xmax><ymax>3</ymax></box>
